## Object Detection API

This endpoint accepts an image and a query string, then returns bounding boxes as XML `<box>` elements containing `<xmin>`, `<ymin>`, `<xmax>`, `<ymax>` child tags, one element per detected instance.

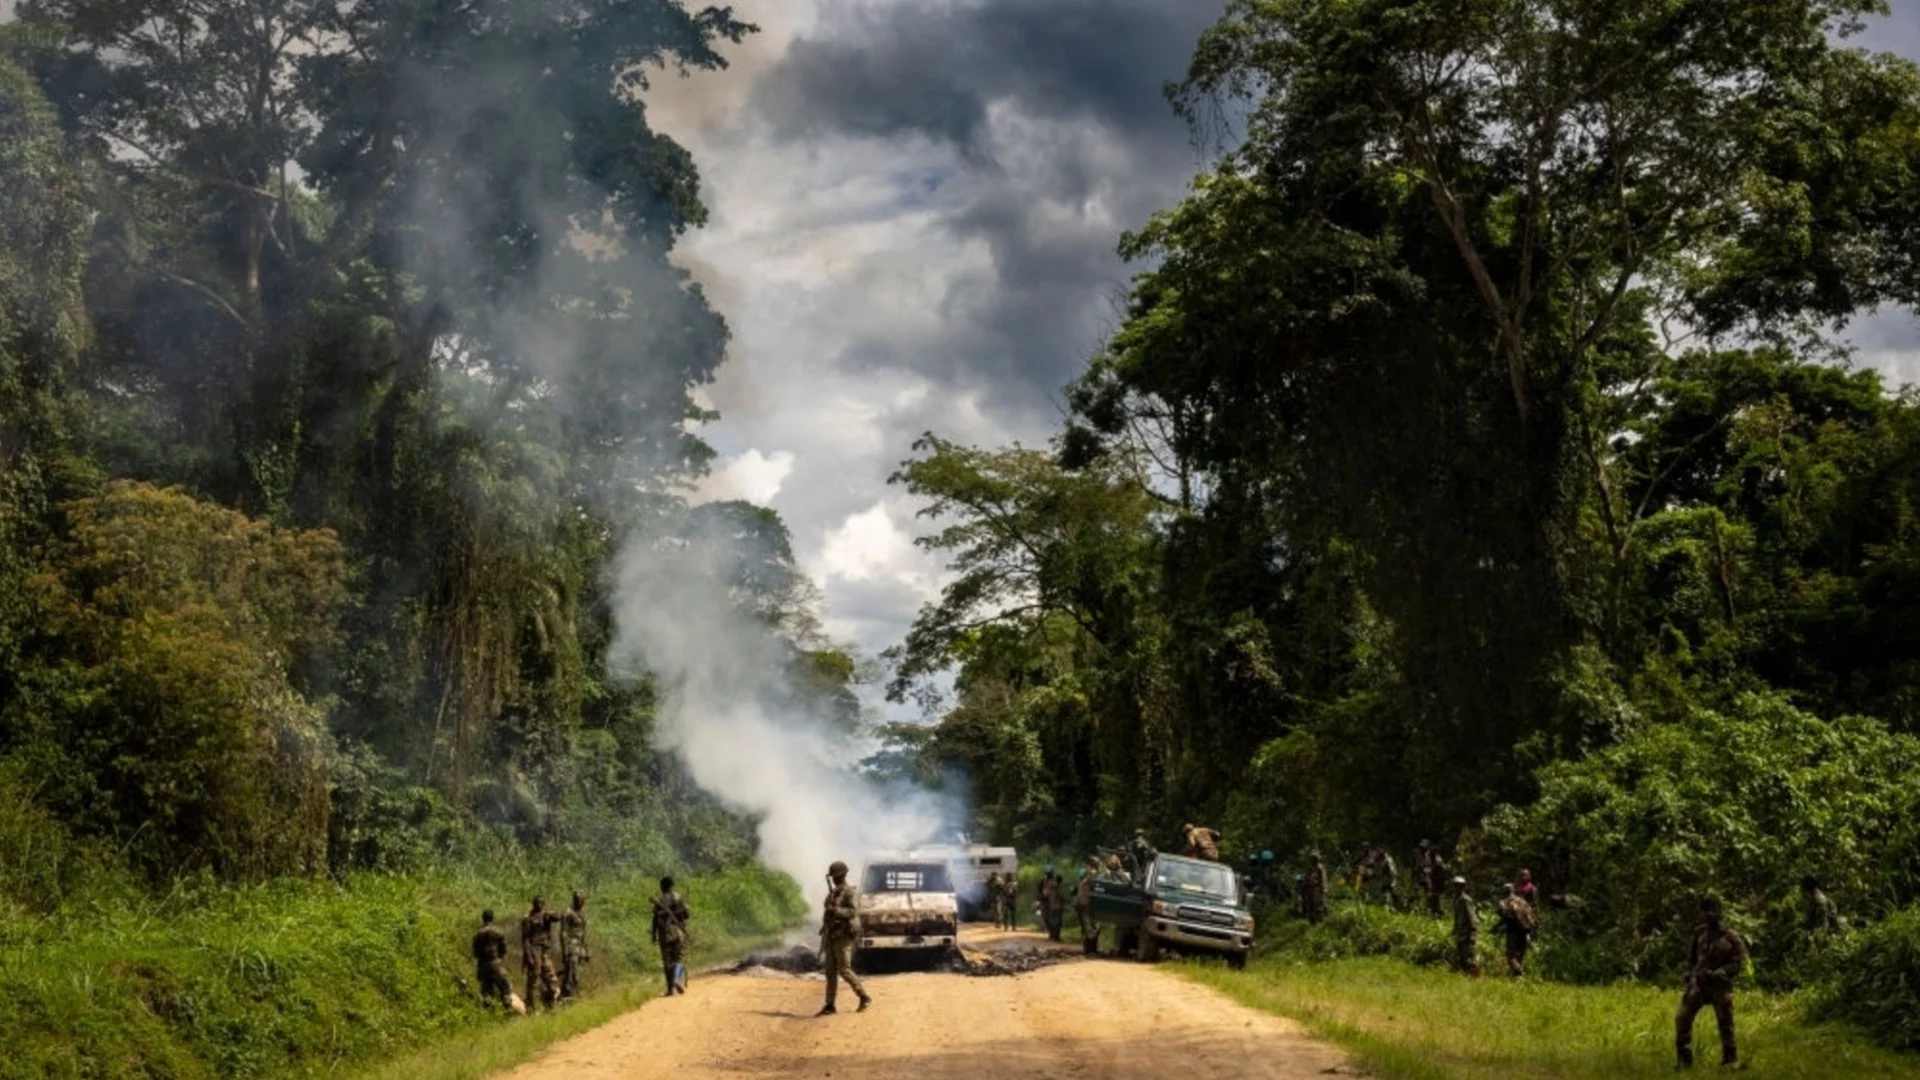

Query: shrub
<box><xmin>1813</xmin><ymin>907</ymin><xmax>1920</xmax><ymax>1051</ymax></box>
<box><xmin>1480</xmin><ymin>692</ymin><xmax>1920</xmax><ymax>982</ymax></box>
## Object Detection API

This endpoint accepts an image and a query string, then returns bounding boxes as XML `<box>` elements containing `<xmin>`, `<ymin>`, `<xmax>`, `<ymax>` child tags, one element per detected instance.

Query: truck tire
<box><xmin>1137</xmin><ymin>929</ymin><xmax>1161</xmax><ymax>963</ymax></box>
<box><xmin>1117</xmin><ymin>929</ymin><xmax>1138</xmax><ymax>957</ymax></box>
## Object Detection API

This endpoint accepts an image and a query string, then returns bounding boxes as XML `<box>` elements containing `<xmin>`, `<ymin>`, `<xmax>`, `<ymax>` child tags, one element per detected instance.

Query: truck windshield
<box><xmin>864</xmin><ymin>864</ymin><xmax>952</xmax><ymax>892</ymax></box>
<box><xmin>1151</xmin><ymin>859</ymin><xmax>1238</xmax><ymax>900</ymax></box>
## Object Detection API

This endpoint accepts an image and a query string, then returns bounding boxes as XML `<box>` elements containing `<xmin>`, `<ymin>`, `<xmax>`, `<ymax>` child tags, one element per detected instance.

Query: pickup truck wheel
<box><xmin>1117</xmin><ymin>929</ymin><xmax>1137</xmax><ymax>957</ymax></box>
<box><xmin>1137</xmin><ymin>930</ymin><xmax>1161</xmax><ymax>963</ymax></box>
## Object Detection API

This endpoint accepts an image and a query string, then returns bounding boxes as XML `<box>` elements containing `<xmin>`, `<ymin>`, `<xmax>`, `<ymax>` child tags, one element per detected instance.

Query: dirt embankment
<box><xmin>496</xmin><ymin>928</ymin><xmax>1365</xmax><ymax>1080</ymax></box>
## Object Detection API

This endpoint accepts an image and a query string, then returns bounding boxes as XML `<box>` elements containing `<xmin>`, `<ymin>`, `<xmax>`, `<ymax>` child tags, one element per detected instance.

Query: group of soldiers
<box><xmin>470</xmin><ymin>892</ymin><xmax>592</xmax><ymax>1015</ymax></box>
<box><xmin>469</xmin><ymin>876</ymin><xmax>694</xmax><ymax>1017</ymax></box>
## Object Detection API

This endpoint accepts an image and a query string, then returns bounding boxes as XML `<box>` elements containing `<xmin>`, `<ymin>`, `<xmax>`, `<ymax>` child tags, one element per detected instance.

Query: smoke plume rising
<box><xmin>607</xmin><ymin>524</ymin><xmax>966</xmax><ymax>915</ymax></box>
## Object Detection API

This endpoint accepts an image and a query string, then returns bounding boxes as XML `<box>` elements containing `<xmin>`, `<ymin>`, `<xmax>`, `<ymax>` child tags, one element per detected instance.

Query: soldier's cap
<box><xmin>829</xmin><ymin>860</ymin><xmax>849</xmax><ymax>876</ymax></box>
<box><xmin>532</xmin><ymin>896</ymin><xmax>546</xmax><ymax>908</ymax></box>
<box><xmin>1260</xmin><ymin>850</ymin><xmax>1274</xmax><ymax>861</ymax></box>
<box><xmin>1501</xmin><ymin>883</ymin><xmax>1515</xmax><ymax>896</ymax></box>
<box><xmin>1134</xmin><ymin>828</ymin><xmax>1146</xmax><ymax>836</ymax></box>
<box><xmin>572</xmin><ymin>891</ymin><xmax>585</xmax><ymax>906</ymax></box>
<box><xmin>1450</xmin><ymin>875</ymin><xmax>1467</xmax><ymax>886</ymax></box>
<box><xmin>1419</xmin><ymin>839</ymin><xmax>1431</xmax><ymax>847</ymax></box>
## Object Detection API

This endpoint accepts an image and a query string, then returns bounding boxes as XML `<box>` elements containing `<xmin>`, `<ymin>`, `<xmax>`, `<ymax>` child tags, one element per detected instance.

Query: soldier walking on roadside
<box><xmin>1303</xmin><ymin>851</ymin><xmax>1329</xmax><ymax>924</ymax></box>
<box><xmin>817</xmin><ymin>860</ymin><xmax>871</xmax><ymax>1016</ymax></box>
<box><xmin>472</xmin><ymin>909</ymin><xmax>514</xmax><ymax>1011</ymax></box>
<box><xmin>520</xmin><ymin>896</ymin><xmax>563</xmax><ymax>1010</ymax></box>
<box><xmin>651</xmin><ymin>877</ymin><xmax>691</xmax><ymax>996</ymax></box>
<box><xmin>559</xmin><ymin>891</ymin><xmax>590</xmax><ymax>1001</ymax></box>
<box><xmin>1676</xmin><ymin>895</ymin><xmax>1749</xmax><ymax>1069</ymax></box>
<box><xmin>1494</xmin><ymin>883</ymin><xmax>1536</xmax><ymax>977</ymax></box>
<box><xmin>1075</xmin><ymin>855</ymin><xmax>1101</xmax><ymax>954</ymax></box>
<box><xmin>1450</xmin><ymin>876</ymin><xmax>1480</xmax><ymax>976</ymax></box>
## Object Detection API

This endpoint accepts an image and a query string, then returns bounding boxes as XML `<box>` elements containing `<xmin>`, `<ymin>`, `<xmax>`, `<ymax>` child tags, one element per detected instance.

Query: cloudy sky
<box><xmin>644</xmin><ymin>0</ymin><xmax>1920</xmax><ymax>670</ymax></box>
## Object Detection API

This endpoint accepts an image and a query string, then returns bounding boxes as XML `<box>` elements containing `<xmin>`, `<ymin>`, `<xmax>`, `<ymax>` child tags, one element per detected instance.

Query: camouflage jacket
<box><xmin>821</xmin><ymin>883</ymin><xmax>862</xmax><ymax>942</ymax></box>
<box><xmin>1452</xmin><ymin>892</ymin><xmax>1479</xmax><ymax>939</ymax></box>
<box><xmin>472</xmin><ymin>924</ymin><xmax>508</xmax><ymax>967</ymax></box>
<box><xmin>1686</xmin><ymin>924</ymin><xmax>1749</xmax><ymax>990</ymax></box>
<box><xmin>651</xmin><ymin>892</ymin><xmax>690</xmax><ymax>946</ymax></box>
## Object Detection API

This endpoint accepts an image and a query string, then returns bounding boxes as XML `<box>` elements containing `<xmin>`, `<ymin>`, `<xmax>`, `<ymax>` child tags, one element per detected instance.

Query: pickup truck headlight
<box><xmin>1150</xmin><ymin>900</ymin><xmax>1170</xmax><ymax>915</ymax></box>
<box><xmin>1236</xmin><ymin>914</ymin><xmax>1255</xmax><ymax>931</ymax></box>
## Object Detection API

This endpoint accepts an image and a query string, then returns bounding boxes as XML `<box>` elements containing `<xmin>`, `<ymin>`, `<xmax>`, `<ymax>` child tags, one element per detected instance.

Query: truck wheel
<box><xmin>1117</xmin><ymin>929</ymin><xmax>1137</xmax><ymax>957</ymax></box>
<box><xmin>1227</xmin><ymin>950</ymin><xmax>1248</xmax><ymax>971</ymax></box>
<box><xmin>1137</xmin><ymin>931</ymin><xmax>1161</xmax><ymax>963</ymax></box>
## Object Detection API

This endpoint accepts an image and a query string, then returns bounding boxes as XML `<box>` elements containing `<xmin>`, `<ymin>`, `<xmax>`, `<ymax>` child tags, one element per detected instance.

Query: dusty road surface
<box><xmin>496</xmin><ymin>927</ymin><xmax>1364</xmax><ymax>1080</ymax></box>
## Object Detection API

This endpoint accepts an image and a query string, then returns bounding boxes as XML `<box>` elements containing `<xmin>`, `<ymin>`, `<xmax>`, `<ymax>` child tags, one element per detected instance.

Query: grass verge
<box><xmin>4</xmin><ymin>861</ymin><xmax>804</xmax><ymax>1080</ymax></box>
<box><xmin>1179</xmin><ymin>955</ymin><xmax>1918</xmax><ymax>1080</ymax></box>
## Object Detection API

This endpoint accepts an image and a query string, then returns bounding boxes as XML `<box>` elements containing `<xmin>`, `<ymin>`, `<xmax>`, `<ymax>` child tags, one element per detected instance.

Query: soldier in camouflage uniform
<box><xmin>817</xmin><ymin>860</ymin><xmax>871</xmax><ymax>1016</ymax></box>
<box><xmin>1494</xmin><ymin>883</ymin><xmax>1536</xmax><ymax>977</ymax></box>
<box><xmin>472</xmin><ymin>909</ymin><xmax>513</xmax><ymax>1011</ymax></box>
<box><xmin>1075</xmin><ymin>855</ymin><xmax>1101</xmax><ymax>954</ymax></box>
<box><xmin>1802</xmin><ymin>875</ymin><xmax>1842</xmax><ymax>936</ymax></box>
<box><xmin>1676</xmin><ymin>895</ymin><xmax>1749</xmax><ymax>1069</ymax></box>
<box><xmin>1302</xmin><ymin>851</ymin><xmax>1328</xmax><ymax>924</ymax></box>
<box><xmin>559</xmin><ymin>891</ymin><xmax>590</xmax><ymax>1001</ymax></box>
<box><xmin>1450</xmin><ymin>876</ymin><xmax>1480</xmax><ymax>976</ymax></box>
<box><xmin>520</xmin><ymin>897</ymin><xmax>563</xmax><ymax>1010</ymax></box>
<box><xmin>1183</xmin><ymin>823</ymin><xmax>1221</xmax><ymax>861</ymax></box>
<box><xmin>993</xmin><ymin>872</ymin><xmax>1017</xmax><ymax>930</ymax></box>
<box><xmin>651</xmin><ymin>876</ymin><xmax>691</xmax><ymax>996</ymax></box>
<box><xmin>1129</xmin><ymin>829</ymin><xmax>1158</xmax><ymax>884</ymax></box>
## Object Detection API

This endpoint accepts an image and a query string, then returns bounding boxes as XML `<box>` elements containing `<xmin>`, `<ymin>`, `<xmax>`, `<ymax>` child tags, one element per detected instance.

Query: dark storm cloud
<box><xmin>759</xmin><ymin>0</ymin><xmax>1224</xmax><ymax>153</ymax></box>
<box><xmin>752</xmin><ymin>0</ymin><xmax>1226</xmax><ymax>412</ymax></box>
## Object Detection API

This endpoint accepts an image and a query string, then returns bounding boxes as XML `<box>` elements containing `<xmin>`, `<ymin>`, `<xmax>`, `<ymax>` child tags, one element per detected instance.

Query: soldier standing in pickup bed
<box><xmin>817</xmin><ymin>860</ymin><xmax>871</xmax><ymax>1016</ymax></box>
<box><xmin>1183</xmin><ymin>823</ymin><xmax>1221</xmax><ymax>861</ymax></box>
<box><xmin>1129</xmin><ymin>829</ymin><xmax>1157</xmax><ymax>883</ymax></box>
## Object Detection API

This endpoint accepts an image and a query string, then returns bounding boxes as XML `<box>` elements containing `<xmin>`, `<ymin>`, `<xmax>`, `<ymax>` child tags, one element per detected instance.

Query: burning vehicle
<box><xmin>855</xmin><ymin>856</ymin><xmax>960</xmax><ymax>969</ymax></box>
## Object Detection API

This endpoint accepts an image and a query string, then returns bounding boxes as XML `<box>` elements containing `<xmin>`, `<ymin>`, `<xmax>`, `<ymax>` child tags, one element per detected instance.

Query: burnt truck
<box><xmin>1089</xmin><ymin>852</ymin><xmax>1254</xmax><ymax>969</ymax></box>
<box><xmin>854</xmin><ymin>856</ymin><xmax>959</xmax><ymax>969</ymax></box>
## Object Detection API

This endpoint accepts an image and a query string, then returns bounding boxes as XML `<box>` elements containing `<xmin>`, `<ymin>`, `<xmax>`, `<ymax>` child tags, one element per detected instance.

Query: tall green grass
<box><xmin>2</xmin><ymin>861</ymin><xmax>804</xmax><ymax>1080</ymax></box>
<box><xmin>1181</xmin><ymin>951</ymin><xmax>1917</xmax><ymax>1079</ymax></box>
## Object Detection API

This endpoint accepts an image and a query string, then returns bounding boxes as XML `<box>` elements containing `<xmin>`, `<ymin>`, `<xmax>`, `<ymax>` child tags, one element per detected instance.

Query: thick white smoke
<box><xmin>607</xmin><ymin>529</ymin><xmax>966</xmax><ymax>915</ymax></box>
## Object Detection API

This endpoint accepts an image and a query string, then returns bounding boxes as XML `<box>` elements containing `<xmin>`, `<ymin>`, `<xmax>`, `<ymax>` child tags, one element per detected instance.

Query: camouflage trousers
<box><xmin>560</xmin><ymin>948</ymin><xmax>585</xmax><ymax>999</ymax></box>
<box><xmin>822</xmin><ymin>936</ymin><xmax>867</xmax><ymax>1007</ymax></box>
<box><xmin>1504</xmin><ymin>934</ymin><xmax>1530</xmax><ymax>977</ymax></box>
<box><xmin>476</xmin><ymin>959</ymin><xmax>513</xmax><ymax>1008</ymax></box>
<box><xmin>1675</xmin><ymin>982</ymin><xmax>1737</xmax><ymax>1066</ymax></box>
<box><xmin>524</xmin><ymin>952</ymin><xmax>559</xmax><ymax>1009</ymax></box>
<box><xmin>1076</xmin><ymin>903</ymin><xmax>1099</xmax><ymax>952</ymax></box>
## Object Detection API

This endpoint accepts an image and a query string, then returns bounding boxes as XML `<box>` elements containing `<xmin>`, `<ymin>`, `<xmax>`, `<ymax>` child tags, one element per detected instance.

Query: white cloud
<box><xmin>693</xmin><ymin>448</ymin><xmax>796</xmax><ymax>505</ymax></box>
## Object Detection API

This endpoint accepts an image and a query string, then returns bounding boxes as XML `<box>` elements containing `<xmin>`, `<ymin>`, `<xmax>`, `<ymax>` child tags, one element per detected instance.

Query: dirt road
<box><xmin>497</xmin><ymin>928</ymin><xmax>1363</xmax><ymax>1080</ymax></box>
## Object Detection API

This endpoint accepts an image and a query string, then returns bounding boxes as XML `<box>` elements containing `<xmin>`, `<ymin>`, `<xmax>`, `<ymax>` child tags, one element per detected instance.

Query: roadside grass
<box><xmin>1180</xmin><ymin>955</ymin><xmax>1918</xmax><ymax>1080</ymax></box>
<box><xmin>3</xmin><ymin>861</ymin><xmax>804</xmax><ymax>1080</ymax></box>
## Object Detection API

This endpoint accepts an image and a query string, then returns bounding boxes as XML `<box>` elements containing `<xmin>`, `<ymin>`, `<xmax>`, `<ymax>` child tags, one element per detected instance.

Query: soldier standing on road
<box><xmin>1450</xmin><ymin>876</ymin><xmax>1480</xmax><ymax>976</ymax></box>
<box><xmin>1075</xmin><ymin>856</ymin><xmax>1101</xmax><ymax>953</ymax></box>
<box><xmin>1676</xmin><ymin>895</ymin><xmax>1749</xmax><ymax>1069</ymax></box>
<box><xmin>817</xmin><ymin>860</ymin><xmax>872</xmax><ymax>1016</ymax></box>
<box><xmin>1040</xmin><ymin>866</ymin><xmax>1068</xmax><ymax>942</ymax></box>
<box><xmin>559</xmin><ymin>891</ymin><xmax>590</xmax><ymax>1001</ymax></box>
<box><xmin>1494</xmin><ymin>883</ymin><xmax>1536</xmax><ymax>977</ymax></box>
<box><xmin>984</xmin><ymin>872</ymin><xmax>1004</xmax><ymax>926</ymax></box>
<box><xmin>472</xmin><ymin>909</ymin><xmax>514</xmax><ymax>1011</ymax></box>
<box><xmin>1303</xmin><ymin>851</ymin><xmax>1329</xmax><ymax>924</ymax></box>
<box><xmin>520</xmin><ymin>897</ymin><xmax>563</xmax><ymax>1010</ymax></box>
<box><xmin>1802</xmin><ymin>875</ymin><xmax>1842</xmax><ymax>936</ymax></box>
<box><xmin>996</xmin><ymin>871</ymin><xmax>1018</xmax><ymax>930</ymax></box>
<box><xmin>1183</xmin><ymin>823</ymin><xmax>1221</xmax><ymax>861</ymax></box>
<box><xmin>651</xmin><ymin>877</ymin><xmax>691</xmax><ymax>996</ymax></box>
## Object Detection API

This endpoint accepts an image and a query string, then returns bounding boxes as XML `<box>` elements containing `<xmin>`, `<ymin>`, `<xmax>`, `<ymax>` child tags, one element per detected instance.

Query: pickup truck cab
<box><xmin>1089</xmin><ymin>853</ymin><xmax>1254</xmax><ymax>968</ymax></box>
<box><xmin>855</xmin><ymin>858</ymin><xmax>959</xmax><ymax>967</ymax></box>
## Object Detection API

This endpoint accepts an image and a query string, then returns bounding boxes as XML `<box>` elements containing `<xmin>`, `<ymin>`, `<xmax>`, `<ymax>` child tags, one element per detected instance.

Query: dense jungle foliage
<box><xmin>876</xmin><ymin>0</ymin><xmax>1920</xmax><ymax>1016</ymax></box>
<box><xmin>0</xmin><ymin>0</ymin><xmax>848</xmax><ymax>903</ymax></box>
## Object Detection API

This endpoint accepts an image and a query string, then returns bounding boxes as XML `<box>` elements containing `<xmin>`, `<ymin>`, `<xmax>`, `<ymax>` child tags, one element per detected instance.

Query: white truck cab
<box><xmin>855</xmin><ymin>857</ymin><xmax>959</xmax><ymax>958</ymax></box>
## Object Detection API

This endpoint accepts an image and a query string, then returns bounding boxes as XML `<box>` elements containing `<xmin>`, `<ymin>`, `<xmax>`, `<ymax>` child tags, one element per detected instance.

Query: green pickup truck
<box><xmin>1089</xmin><ymin>853</ymin><xmax>1254</xmax><ymax>969</ymax></box>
